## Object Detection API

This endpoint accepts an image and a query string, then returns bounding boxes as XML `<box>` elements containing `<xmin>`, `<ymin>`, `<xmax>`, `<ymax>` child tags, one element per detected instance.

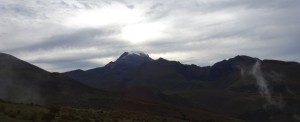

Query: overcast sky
<box><xmin>0</xmin><ymin>0</ymin><xmax>299</xmax><ymax>72</ymax></box>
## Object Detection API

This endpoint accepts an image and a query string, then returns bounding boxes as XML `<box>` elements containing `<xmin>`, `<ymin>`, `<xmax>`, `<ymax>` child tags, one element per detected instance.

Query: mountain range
<box><xmin>1</xmin><ymin>51</ymin><xmax>300</xmax><ymax>122</ymax></box>
<box><xmin>66</xmin><ymin>52</ymin><xmax>300</xmax><ymax>94</ymax></box>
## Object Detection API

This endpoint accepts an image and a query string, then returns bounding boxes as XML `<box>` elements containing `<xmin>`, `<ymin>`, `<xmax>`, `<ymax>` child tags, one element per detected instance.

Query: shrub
<box><xmin>0</xmin><ymin>105</ymin><xmax>5</xmax><ymax>111</ymax></box>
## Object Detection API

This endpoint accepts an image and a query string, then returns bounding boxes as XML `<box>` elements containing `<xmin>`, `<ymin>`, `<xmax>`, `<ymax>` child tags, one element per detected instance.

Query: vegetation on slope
<box><xmin>0</xmin><ymin>100</ymin><xmax>246</xmax><ymax>122</ymax></box>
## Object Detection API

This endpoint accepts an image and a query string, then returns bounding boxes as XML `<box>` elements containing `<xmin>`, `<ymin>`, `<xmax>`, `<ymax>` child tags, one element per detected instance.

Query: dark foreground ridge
<box><xmin>1</xmin><ymin>52</ymin><xmax>300</xmax><ymax>122</ymax></box>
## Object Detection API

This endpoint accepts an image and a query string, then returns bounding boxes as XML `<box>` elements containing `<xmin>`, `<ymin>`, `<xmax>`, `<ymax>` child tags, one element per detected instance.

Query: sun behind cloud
<box><xmin>64</xmin><ymin>3</ymin><xmax>142</xmax><ymax>28</ymax></box>
<box><xmin>63</xmin><ymin>2</ymin><xmax>168</xmax><ymax>44</ymax></box>
<box><xmin>121</xmin><ymin>22</ymin><xmax>168</xmax><ymax>44</ymax></box>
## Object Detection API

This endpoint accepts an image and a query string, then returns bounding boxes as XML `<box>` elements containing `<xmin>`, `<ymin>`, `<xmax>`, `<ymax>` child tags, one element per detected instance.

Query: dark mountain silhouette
<box><xmin>66</xmin><ymin>52</ymin><xmax>300</xmax><ymax>122</ymax></box>
<box><xmin>0</xmin><ymin>52</ymin><xmax>245</xmax><ymax>122</ymax></box>
<box><xmin>0</xmin><ymin>53</ymin><xmax>101</xmax><ymax>105</ymax></box>
<box><xmin>1</xmin><ymin>52</ymin><xmax>300</xmax><ymax>122</ymax></box>
<box><xmin>107</xmin><ymin>51</ymin><xmax>153</xmax><ymax>69</ymax></box>
<box><xmin>66</xmin><ymin>51</ymin><xmax>155</xmax><ymax>89</ymax></box>
<box><xmin>66</xmin><ymin>53</ymin><xmax>300</xmax><ymax>93</ymax></box>
<box><xmin>66</xmin><ymin>52</ymin><xmax>211</xmax><ymax>90</ymax></box>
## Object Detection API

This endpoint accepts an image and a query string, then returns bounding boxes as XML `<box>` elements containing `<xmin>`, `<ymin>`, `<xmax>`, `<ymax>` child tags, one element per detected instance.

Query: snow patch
<box><xmin>128</xmin><ymin>51</ymin><xmax>148</xmax><ymax>56</ymax></box>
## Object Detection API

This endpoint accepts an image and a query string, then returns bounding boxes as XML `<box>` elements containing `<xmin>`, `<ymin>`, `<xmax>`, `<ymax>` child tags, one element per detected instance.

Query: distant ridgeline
<box><xmin>1</xmin><ymin>52</ymin><xmax>300</xmax><ymax>122</ymax></box>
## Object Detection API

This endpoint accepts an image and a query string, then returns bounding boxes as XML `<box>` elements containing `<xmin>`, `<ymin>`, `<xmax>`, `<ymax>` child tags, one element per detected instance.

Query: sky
<box><xmin>0</xmin><ymin>0</ymin><xmax>299</xmax><ymax>72</ymax></box>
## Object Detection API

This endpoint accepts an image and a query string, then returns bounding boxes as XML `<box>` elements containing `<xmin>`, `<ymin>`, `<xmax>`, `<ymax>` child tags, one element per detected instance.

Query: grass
<box><xmin>0</xmin><ymin>99</ymin><xmax>248</xmax><ymax>122</ymax></box>
<box><xmin>0</xmin><ymin>100</ymin><xmax>190</xmax><ymax>122</ymax></box>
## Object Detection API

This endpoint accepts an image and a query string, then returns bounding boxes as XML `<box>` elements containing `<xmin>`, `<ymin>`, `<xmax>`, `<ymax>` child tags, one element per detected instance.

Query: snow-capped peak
<box><xmin>117</xmin><ymin>51</ymin><xmax>152</xmax><ymax>61</ymax></box>
<box><xmin>128</xmin><ymin>51</ymin><xmax>148</xmax><ymax>56</ymax></box>
<box><xmin>105</xmin><ymin>51</ymin><xmax>153</xmax><ymax>69</ymax></box>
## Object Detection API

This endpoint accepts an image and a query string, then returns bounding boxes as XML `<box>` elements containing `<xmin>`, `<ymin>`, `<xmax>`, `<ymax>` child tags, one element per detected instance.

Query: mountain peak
<box><xmin>213</xmin><ymin>55</ymin><xmax>260</xmax><ymax>67</ymax></box>
<box><xmin>105</xmin><ymin>51</ymin><xmax>153</xmax><ymax>69</ymax></box>
<box><xmin>0</xmin><ymin>52</ymin><xmax>17</xmax><ymax>60</ymax></box>
<box><xmin>118</xmin><ymin>51</ymin><xmax>152</xmax><ymax>60</ymax></box>
<box><xmin>119</xmin><ymin>51</ymin><xmax>150</xmax><ymax>59</ymax></box>
<box><xmin>231</xmin><ymin>55</ymin><xmax>260</xmax><ymax>61</ymax></box>
<box><xmin>128</xmin><ymin>51</ymin><xmax>148</xmax><ymax>56</ymax></box>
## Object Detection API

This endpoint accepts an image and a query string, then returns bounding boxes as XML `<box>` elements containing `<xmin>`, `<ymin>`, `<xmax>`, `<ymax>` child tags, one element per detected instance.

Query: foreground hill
<box><xmin>0</xmin><ymin>99</ymin><xmax>247</xmax><ymax>122</ymax></box>
<box><xmin>0</xmin><ymin>53</ymin><xmax>102</xmax><ymax>105</ymax></box>
<box><xmin>0</xmin><ymin>100</ymin><xmax>195</xmax><ymax>122</ymax></box>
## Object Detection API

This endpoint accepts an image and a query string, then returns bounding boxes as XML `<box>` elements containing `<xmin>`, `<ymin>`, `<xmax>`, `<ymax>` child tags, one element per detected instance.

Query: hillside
<box><xmin>66</xmin><ymin>52</ymin><xmax>300</xmax><ymax>122</ymax></box>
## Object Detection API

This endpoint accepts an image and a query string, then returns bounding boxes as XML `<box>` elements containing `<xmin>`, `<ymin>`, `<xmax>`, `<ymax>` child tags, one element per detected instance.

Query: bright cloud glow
<box><xmin>64</xmin><ymin>3</ymin><xmax>143</xmax><ymax>28</ymax></box>
<box><xmin>121</xmin><ymin>22</ymin><xmax>168</xmax><ymax>43</ymax></box>
<box><xmin>63</xmin><ymin>2</ymin><xmax>168</xmax><ymax>43</ymax></box>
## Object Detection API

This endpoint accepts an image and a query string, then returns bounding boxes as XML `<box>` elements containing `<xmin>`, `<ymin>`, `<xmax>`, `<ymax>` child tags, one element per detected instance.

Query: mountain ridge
<box><xmin>65</xmin><ymin>52</ymin><xmax>300</xmax><ymax>91</ymax></box>
<box><xmin>0</xmin><ymin>52</ymin><xmax>249</xmax><ymax>122</ymax></box>
<box><xmin>64</xmin><ymin>52</ymin><xmax>300</xmax><ymax>122</ymax></box>
<box><xmin>1</xmin><ymin>52</ymin><xmax>300</xmax><ymax>122</ymax></box>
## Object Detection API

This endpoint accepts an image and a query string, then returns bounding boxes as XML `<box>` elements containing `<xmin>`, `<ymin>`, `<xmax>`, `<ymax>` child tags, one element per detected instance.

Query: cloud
<box><xmin>4</xmin><ymin>28</ymin><xmax>130</xmax><ymax>71</ymax></box>
<box><xmin>0</xmin><ymin>0</ymin><xmax>299</xmax><ymax>72</ymax></box>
